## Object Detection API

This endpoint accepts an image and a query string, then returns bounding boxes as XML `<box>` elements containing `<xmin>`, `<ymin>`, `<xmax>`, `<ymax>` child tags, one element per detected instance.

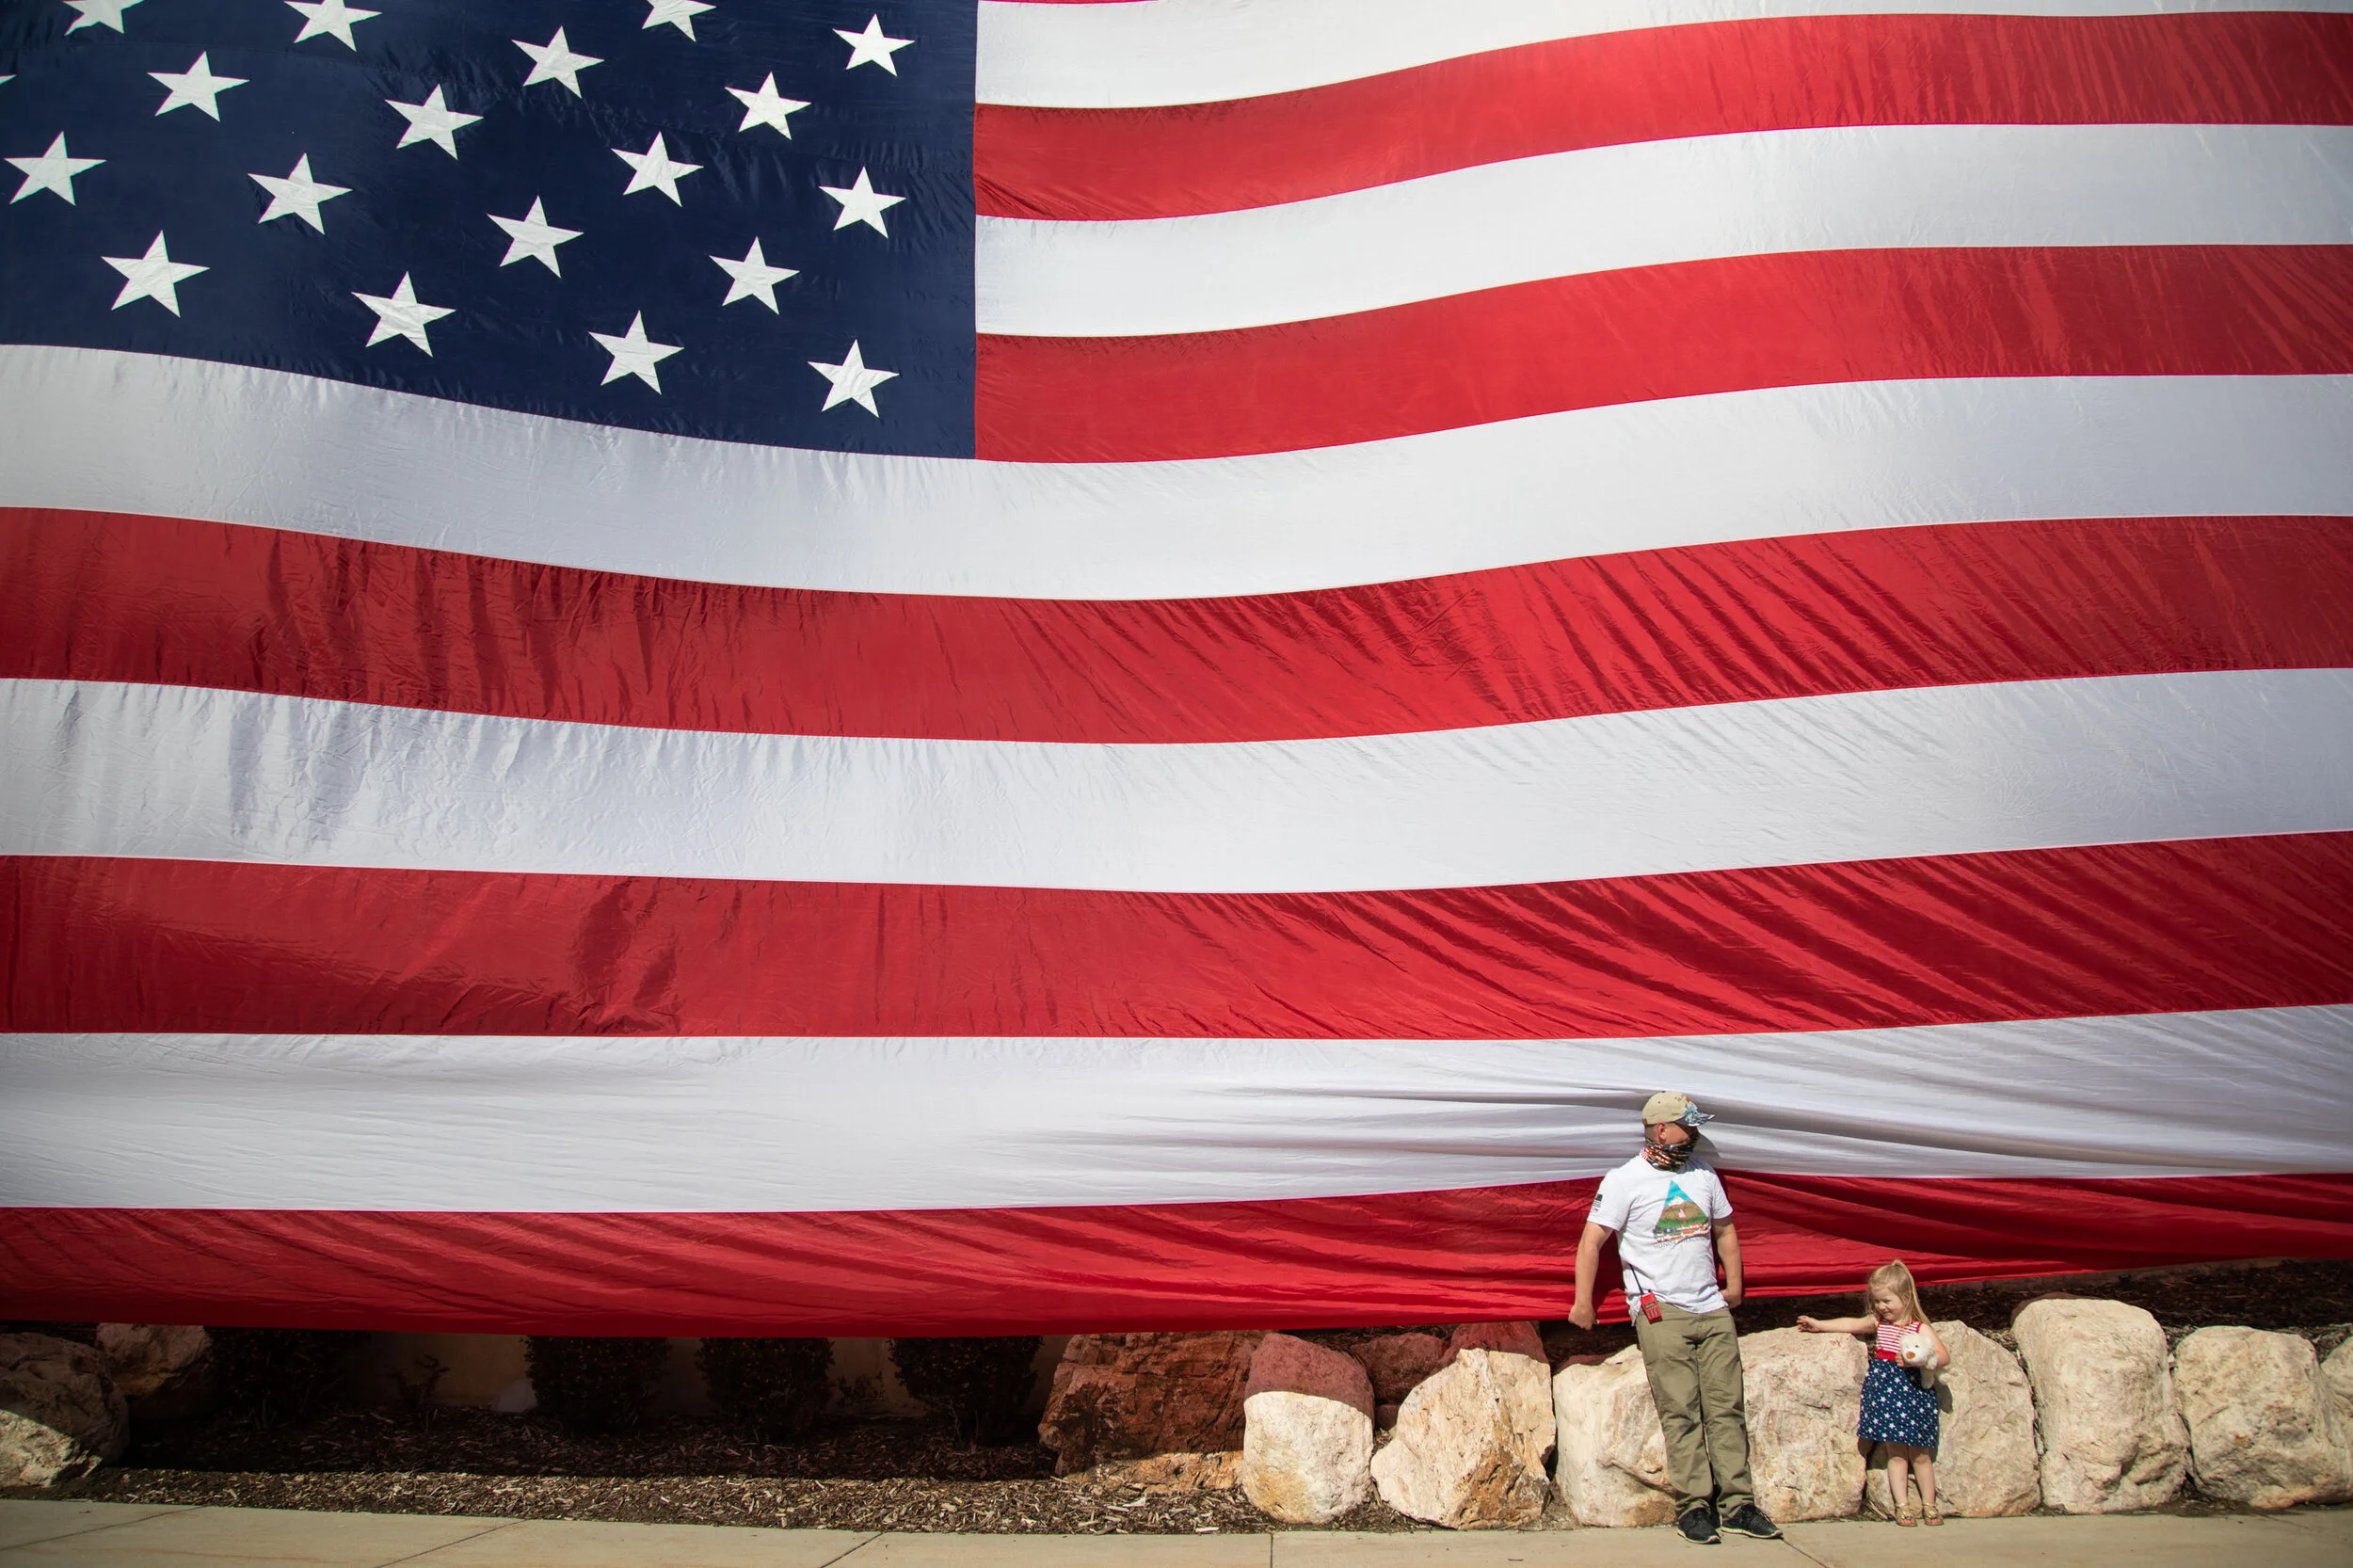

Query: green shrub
<box><xmin>208</xmin><ymin>1327</ymin><xmax>363</xmax><ymax>1425</ymax></box>
<box><xmin>696</xmin><ymin>1337</ymin><xmax>832</xmax><ymax>1440</ymax></box>
<box><xmin>889</xmin><ymin>1336</ymin><xmax>1041</xmax><ymax>1445</ymax></box>
<box><xmin>525</xmin><ymin>1336</ymin><xmax>669</xmax><ymax>1434</ymax></box>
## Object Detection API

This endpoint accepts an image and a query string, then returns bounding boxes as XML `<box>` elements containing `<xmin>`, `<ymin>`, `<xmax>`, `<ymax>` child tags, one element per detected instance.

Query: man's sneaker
<box><xmin>1720</xmin><ymin>1502</ymin><xmax>1783</xmax><ymax>1540</ymax></box>
<box><xmin>1676</xmin><ymin>1503</ymin><xmax>1721</xmax><ymax>1544</ymax></box>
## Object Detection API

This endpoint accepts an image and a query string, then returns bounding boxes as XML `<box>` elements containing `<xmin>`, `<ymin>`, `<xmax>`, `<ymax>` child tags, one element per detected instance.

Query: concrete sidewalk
<box><xmin>3</xmin><ymin>1500</ymin><xmax>2348</xmax><ymax>1567</ymax></box>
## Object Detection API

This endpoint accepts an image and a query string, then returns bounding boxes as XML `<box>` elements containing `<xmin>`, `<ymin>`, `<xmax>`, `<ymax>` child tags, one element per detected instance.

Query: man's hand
<box><xmin>1567</xmin><ymin>1301</ymin><xmax>1598</xmax><ymax>1331</ymax></box>
<box><xmin>1721</xmin><ymin>1282</ymin><xmax>1744</xmax><ymax>1310</ymax></box>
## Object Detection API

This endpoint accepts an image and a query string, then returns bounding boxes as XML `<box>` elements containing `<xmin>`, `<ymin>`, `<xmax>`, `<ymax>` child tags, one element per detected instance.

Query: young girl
<box><xmin>1799</xmin><ymin>1259</ymin><xmax>1950</xmax><ymax>1525</ymax></box>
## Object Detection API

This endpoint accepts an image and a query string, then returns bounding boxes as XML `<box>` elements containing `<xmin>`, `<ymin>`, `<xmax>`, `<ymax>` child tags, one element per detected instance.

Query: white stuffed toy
<box><xmin>1897</xmin><ymin>1330</ymin><xmax>1939</xmax><ymax>1389</ymax></box>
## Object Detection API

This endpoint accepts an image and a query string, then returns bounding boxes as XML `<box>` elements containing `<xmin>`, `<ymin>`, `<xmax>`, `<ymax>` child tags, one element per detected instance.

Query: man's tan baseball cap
<box><xmin>1641</xmin><ymin>1091</ymin><xmax>1714</xmax><ymax>1128</ymax></box>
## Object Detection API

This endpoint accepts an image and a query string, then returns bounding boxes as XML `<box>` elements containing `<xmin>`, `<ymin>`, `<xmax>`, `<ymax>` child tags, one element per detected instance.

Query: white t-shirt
<box><xmin>1589</xmin><ymin>1151</ymin><xmax>1734</xmax><ymax>1313</ymax></box>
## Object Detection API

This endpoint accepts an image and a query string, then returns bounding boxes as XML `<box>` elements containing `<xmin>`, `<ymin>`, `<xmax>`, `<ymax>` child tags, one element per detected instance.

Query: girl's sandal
<box><xmin>1896</xmin><ymin>1506</ymin><xmax>1919</xmax><ymax>1527</ymax></box>
<box><xmin>1922</xmin><ymin>1506</ymin><xmax>1945</xmax><ymax>1527</ymax></box>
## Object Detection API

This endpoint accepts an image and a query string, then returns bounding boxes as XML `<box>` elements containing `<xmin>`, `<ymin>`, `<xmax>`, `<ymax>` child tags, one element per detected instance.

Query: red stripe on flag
<box><xmin>977</xmin><ymin>246</ymin><xmax>2353</xmax><ymax>461</ymax></box>
<box><xmin>9</xmin><ymin>835</ymin><xmax>2351</xmax><ymax>1038</ymax></box>
<box><xmin>976</xmin><ymin>12</ymin><xmax>2353</xmax><ymax>220</ymax></box>
<box><xmin>5</xmin><ymin>1174</ymin><xmax>2347</xmax><ymax>1334</ymax></box>
<box><xmin>10</xmin><ymin>510</ymin><xmax>2350</xmax><ymax>743</ymax></box>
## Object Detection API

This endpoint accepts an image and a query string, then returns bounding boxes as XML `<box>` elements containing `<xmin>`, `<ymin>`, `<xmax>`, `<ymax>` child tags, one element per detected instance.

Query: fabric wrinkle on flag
<box><xmin>2</xmin><ymin>0</ymin><xmax>2351</xmax><ymax>1332</ymax></box>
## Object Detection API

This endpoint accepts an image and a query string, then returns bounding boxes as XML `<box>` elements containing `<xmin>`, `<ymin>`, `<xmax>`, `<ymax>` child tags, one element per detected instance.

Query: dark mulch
<box><xmin>108</xmin><ymin>1408</ymin><xmax>1063</xmax><ymax>1485</ymax></box>
<box><xmin>19</xmin><ymin>1259</ymin><xmax>2352</xmax><ymax>1533</ymax></box>
<box><xmin>40</xmin><ymin>1411</ymin><xmax>1424</xmax><ymax>1533</ymax></box>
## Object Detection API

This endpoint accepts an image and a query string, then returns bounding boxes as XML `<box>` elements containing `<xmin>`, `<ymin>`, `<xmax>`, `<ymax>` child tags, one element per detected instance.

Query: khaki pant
<box><xmin>1631</xmin><ymin>1303</ymin><xmax>1754</xmax><ymax>1515</ymax></box>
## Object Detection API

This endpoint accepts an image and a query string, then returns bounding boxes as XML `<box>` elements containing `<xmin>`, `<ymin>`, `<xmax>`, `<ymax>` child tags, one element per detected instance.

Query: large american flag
<box><xmin>3</xmin><ymin>0</ymin><xmax>2350</xmax><ymax>1334</ymax></box>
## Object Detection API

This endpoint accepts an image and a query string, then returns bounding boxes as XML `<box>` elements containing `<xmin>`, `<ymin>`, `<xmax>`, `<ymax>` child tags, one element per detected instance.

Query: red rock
<box><xmin>1037</xmin><ymin>1332</ymin><xmax>1264</xmax><ymax>1475</ymax></box>
<box><xmin>1355</xmin><ymin>1333</ymin><xmax>1449</xmax><ymax>1405</ymax></box>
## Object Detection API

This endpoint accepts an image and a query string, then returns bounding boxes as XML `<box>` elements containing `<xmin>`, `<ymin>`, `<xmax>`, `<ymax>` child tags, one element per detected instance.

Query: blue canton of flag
<box><xmin>0</xmin><ymin>0</ymin><xmax>976</xmax><ymax>456</ymax></box>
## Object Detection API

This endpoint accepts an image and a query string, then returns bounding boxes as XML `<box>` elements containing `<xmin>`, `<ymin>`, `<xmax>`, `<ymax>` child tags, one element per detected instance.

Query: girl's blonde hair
<box><xmin>1868</xmin><ymin>1258</ymin><xmax>1927</xmax><ymax>1324</ymax></box>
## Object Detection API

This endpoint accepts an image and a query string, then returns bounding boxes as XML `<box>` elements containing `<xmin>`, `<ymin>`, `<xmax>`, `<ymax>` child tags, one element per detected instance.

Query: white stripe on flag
<box><xmin>7</xmin><ymin>1007</ymin><xmax>2347</xmax><ymax>1209</ymax></box>
<box><xmin>976</xmin><ymin>0</ymin><xmax>2353</xmax><ymax>107</ymax></box>
<box><xmin>978</xmin><ymin>125</ymin><xmax>2353</xmax><ymax>336</ymax></box>
<box><xmin>7</xmin><ymin>349</ymin><xmax>2349</xmax><ymax>600</ymax></box>
<box><xmin>7</xmin><ymin>670</ymin><xmax>2349</xmax><ymax>892</ymax></box>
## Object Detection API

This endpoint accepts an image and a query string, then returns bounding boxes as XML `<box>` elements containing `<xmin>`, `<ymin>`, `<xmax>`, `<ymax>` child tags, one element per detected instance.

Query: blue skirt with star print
<box><xmin>1858</xmin><ymin>1356</ymin><xmax>1939</xmax><ymax>1448</ymax></box>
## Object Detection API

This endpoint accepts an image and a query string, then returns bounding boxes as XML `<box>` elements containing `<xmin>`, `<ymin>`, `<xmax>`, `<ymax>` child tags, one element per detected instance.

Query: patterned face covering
<box><xmin>1643</xmin><ymin>1133</ymin><xmax>1695</xmax><ymax>1171</ymax></box>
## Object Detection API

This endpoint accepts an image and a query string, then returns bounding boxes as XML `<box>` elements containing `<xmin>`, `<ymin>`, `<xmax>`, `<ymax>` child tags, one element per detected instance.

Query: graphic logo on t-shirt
<box><xmin>1653</xmin><ymin>1181</ymin><xmax>1709</xmax><ymax>1242</ymax></box>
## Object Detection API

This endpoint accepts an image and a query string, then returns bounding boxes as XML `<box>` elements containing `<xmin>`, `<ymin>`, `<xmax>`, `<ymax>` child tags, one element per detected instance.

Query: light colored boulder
<box><xmin>1355</xmin><ymin>1333</ymin><xmax>1449</xmax><ymax>1407</ymax></box>
<box><xmin>0</xmin><ymin>1334</ymin><xmax>130</xmax><ymax>1487</ymax></box>
<box><xmin>1863</xmin><ymin>1321</ymin><xmax>2040</xmax><ymax>1518</ymax></box>
<box><xmin>1038</xmin><ymin>1331</ymin><xmax>1263</xmax><ymax>1475</ymax></box>
<box><xmin>2326</xmin><ymin>1338</ymin><xmax>2353</xmax><ymax>1433</ymax></box>
<box><xmin>2012</xmin><ymin>1298</ymin><xmax>2188</xmax><ymax>1512</ymax></box>
<box><xmin>94</xmin><ymin>1325</ymin><xmax>208</xmax><ymax>1401</ymax></box>
<box><xmin>1371</xmin><ymin>1321</ymin><xmax>1553</xmax><ymax>1528</ymax></box>
<box><xmin>1240</xmin><ymin>1334</ymin><xmax>1374</xmax><ymax>1524</ymax></box>
<box><xmin>2173</xmin><ymin>1327</ymin><xmax>2353</xmax><ymax>1510</ymax></box>
<box><xmin>1084</xmin><ymin>1450</ymin><xmax>1241</xmax><ymax>1493</ymax></box>
<box><xmin>94</xmin><ymin>1324</ymin><xmax>212</xmax><ymax>1424</ymax></box>
<box><xmin>1742</xmin><ymin>1326</ymin><xmax>1868</xmax><ymax>1521</ymax></box>
<box><xmin>1551</xmin><ymin>1346</ymin><xmax>1676</xmax><ymax>1527</ymax></box>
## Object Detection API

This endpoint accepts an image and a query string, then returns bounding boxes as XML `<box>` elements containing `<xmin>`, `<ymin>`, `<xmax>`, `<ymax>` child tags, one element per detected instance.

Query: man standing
<box><xmin>1568</xmin><ymin>1092</ymin><xmax>1780</xmax><ymax>1544</ymax></box>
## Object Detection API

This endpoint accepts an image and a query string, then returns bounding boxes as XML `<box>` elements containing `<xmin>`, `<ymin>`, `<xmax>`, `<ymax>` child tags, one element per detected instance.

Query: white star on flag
<box><xmin>516</xmin><ymin>28</ymin><xmax>601</xmax><ymax>96</ymax></box>
<box><xmin>711</xmin><ymin>238</ymin><xmax>796</xmax><ymax>311</ymax></box>
<box><xmin>643</xmin><ymin>0</ymin><xmax>712</xmax><ymax>40</ymax></box>
<box><xmin>615</xmin><ymin>133</ymin><xmax>702</xmax><ymax>203</ymax></box>
<box><xmin>151</xmin><ymin>54</ymin><xmax>248</xmax><ymax>120</ymax></box>
<box><xmin>835</xmin><ymin>15</ymin><xmax>913</xmax><ymax>73</ymax></box>
<box><xmin>287</xmin><ymin>0</ymin><xmax>377</xmax><ymax>49</ymax></box>
<box><xmin>249</xmin><ymin>154</ymin><xmax>350</xmax><ymax>232</ymax></box>
<box><xmin>9</xmin><ymin>134</ymin><xmax>103</xmax><ymax>205</ymax></box>
<box><xmin>64</xmin><ymin>0</ymin><xmax>140</xmax><ymax>34</ymax></box>
<box><xmin>103</xmin><ymin>232</ymin><xmax>206</xmax><ymax>315</ymax></box>
<box><xmin>354</xmin><ymin>272</ymin><xmax>454</xmax><ymax>354</ymax></box>
<box><xmin>819</xmin><ymin>168</ymin><xmax>904</xmax><ymax>234</ymax></box>
<box><xmin>727</xmin><ymin>74</ymin><xmax>808</xmax><ymax>137</ymax></box>
<box><xmin>386</xmin><ymin>86</ymin><xmax>481</xmax><ymax>159</ymax></box>
<box><xmin>808</xmin><ymin>340</ymin><xmax>897</xmax><ymax>415</ymax></box>
<box><xmin>489</xmin><ymin>198</ymin><xmax>582</xmax><ymax>275</ymax></box>
<box><xmin>591</xmin><ymin>313</ymin><xmax>681</xmax><ymax>392</ymax></box>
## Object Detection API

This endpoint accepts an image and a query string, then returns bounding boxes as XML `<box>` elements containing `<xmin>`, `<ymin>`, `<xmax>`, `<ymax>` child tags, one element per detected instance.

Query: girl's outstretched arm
<box><xmin>1797</xmin><ymin>1314</ymin><xmax>1877</xmax><ymax>1335</ymax></box>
